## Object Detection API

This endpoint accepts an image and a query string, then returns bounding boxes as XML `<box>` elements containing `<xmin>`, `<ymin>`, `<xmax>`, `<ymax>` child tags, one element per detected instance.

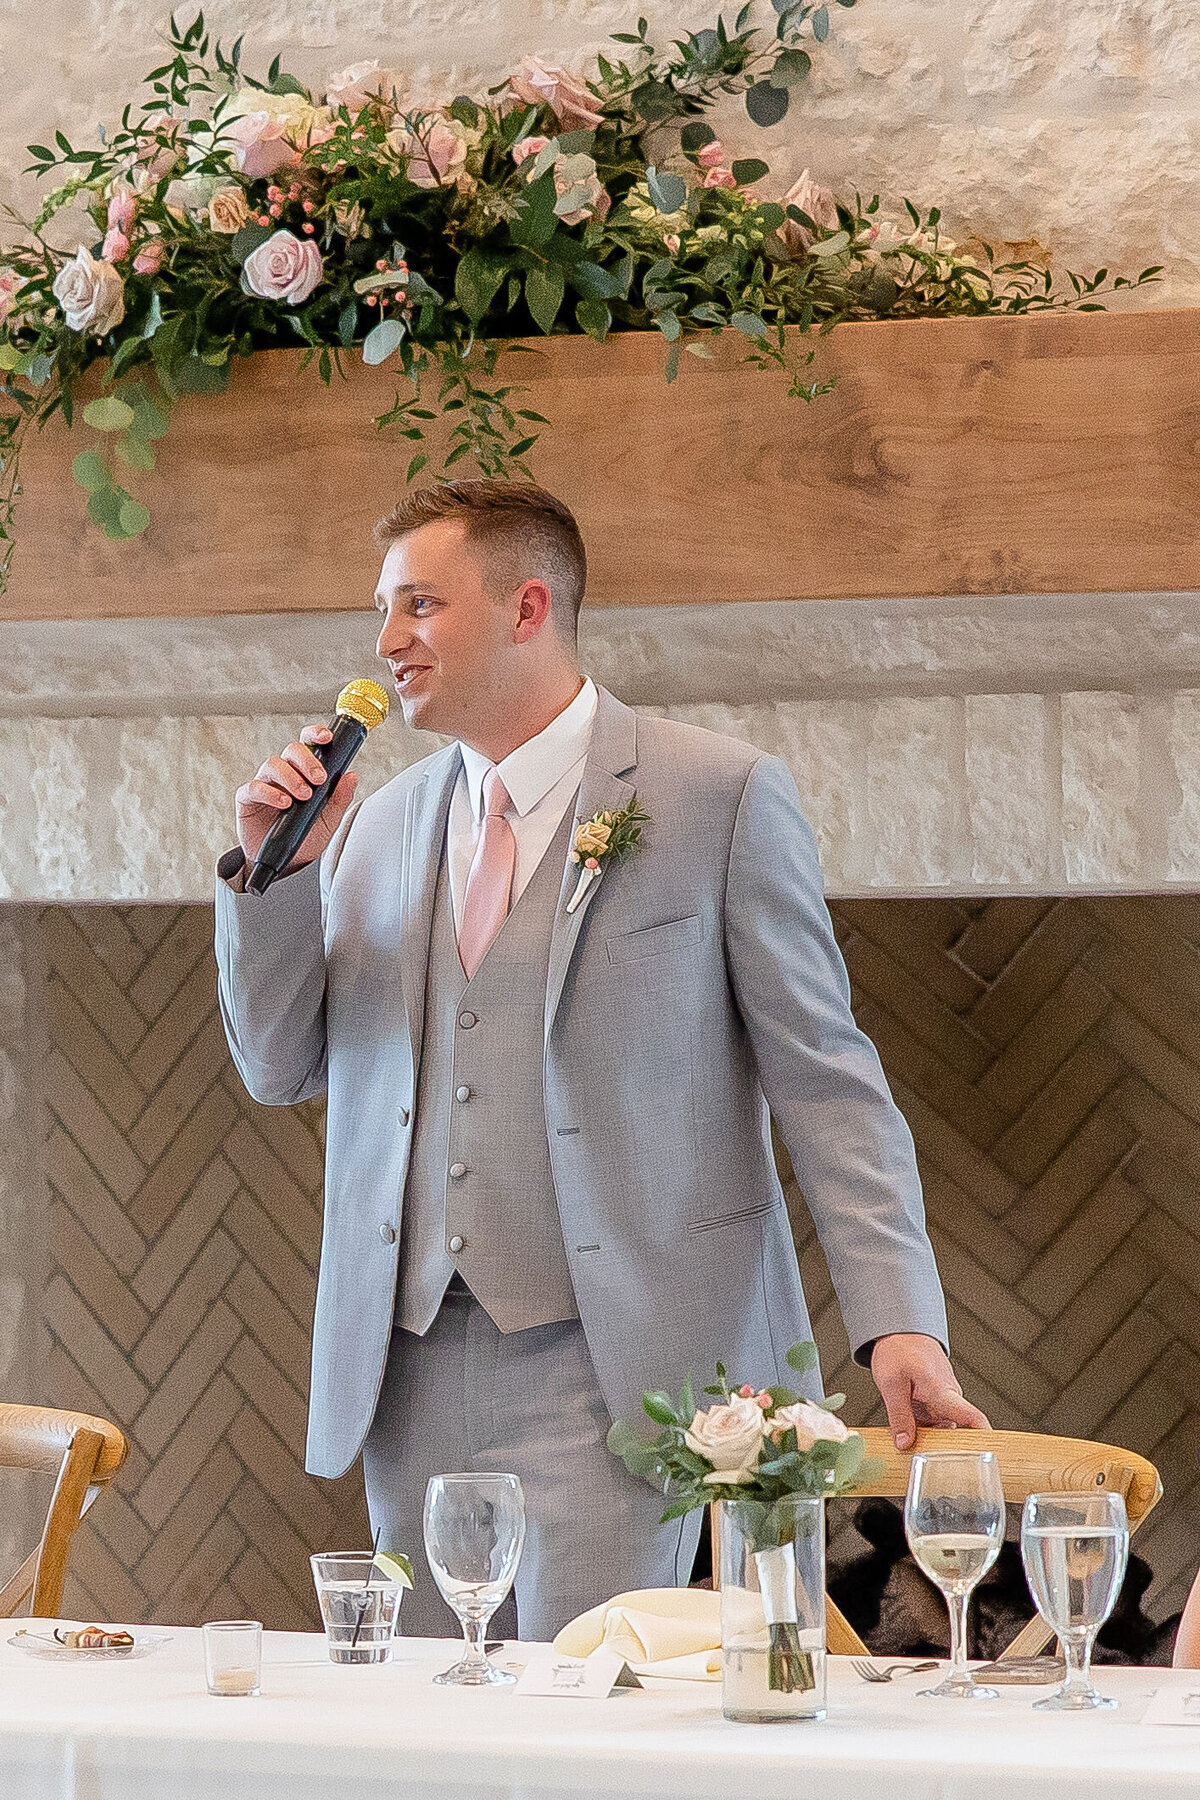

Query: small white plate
<box><xmin>8</xmin><ymin>1628</ymin><xmax>171</xmax><ymax>1661</ymax></box>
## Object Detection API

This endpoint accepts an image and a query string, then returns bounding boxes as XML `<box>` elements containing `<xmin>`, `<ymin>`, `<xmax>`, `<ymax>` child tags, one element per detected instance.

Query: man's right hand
<box><xmin>235</xmin><ymin>724</ymin><xmax>360</xmax><ymax>869</ymax></box>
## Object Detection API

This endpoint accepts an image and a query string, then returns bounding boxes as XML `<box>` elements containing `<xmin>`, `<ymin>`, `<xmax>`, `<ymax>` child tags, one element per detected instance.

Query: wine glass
<box><xmin>423</xmin><ymin>1473</ymin><xmax>526</xmax><ymax>1686</ymax></box>
<box><xmin>904</xmin><ymin>1450</ymin><xmax>1006</xmax><ymax>1699</ymax></box>
<box><xmin>1020</xmin><ymin>1491</ymin><xmax>1128</xmax><ymax>1712</ymax></box>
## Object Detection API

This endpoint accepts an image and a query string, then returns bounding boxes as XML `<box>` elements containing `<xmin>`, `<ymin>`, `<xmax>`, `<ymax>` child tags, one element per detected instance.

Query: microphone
<box><xmin>246</xmin><ymin>678</ymin><xmax>389</xmax><ymax>895</ymax></box>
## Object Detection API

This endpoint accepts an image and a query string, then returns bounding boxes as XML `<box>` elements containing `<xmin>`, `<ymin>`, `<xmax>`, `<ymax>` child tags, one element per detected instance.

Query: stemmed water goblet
<box><xmin>423</xmin><ymin>1472</ymin><xmax>526</xmax><ymax>1686</ymax></box>
<box><xmin>1020</xmin><ymin>1491</ymin><xmax>1128</xmax><ymax>1711</ymax></box>
<box><xmin>904</xmin><ymin>1450</ymin><xmax>1006</xmax><ymax>1699</ymax></box>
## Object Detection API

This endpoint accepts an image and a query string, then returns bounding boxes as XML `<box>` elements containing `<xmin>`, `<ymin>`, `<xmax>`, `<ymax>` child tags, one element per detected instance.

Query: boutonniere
<box><xmin>565</xmin><ymin>795</ymin><xmax>650</xmax><ymax>914</ymax></box>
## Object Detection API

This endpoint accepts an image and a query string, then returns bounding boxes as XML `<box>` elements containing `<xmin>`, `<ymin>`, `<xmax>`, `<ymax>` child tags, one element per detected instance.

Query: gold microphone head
<box><xmin>335</xmin><ymin>678</ymin><xmax>389</xmax><ymax>731</ymax></box>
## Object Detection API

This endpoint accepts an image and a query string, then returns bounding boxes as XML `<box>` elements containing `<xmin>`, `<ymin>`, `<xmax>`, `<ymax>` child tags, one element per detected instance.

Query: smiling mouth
<box><xmin>394</xmin><ymin>665</ymin><xmax>432</xmax><ymax>689</ymax></box>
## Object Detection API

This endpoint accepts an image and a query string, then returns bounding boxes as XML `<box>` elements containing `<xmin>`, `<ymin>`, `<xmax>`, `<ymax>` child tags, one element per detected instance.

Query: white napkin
<box><xmin>554</xmin><ymin>1588</ymin><xmax>722</xmax><ymax>1682</ymax></box>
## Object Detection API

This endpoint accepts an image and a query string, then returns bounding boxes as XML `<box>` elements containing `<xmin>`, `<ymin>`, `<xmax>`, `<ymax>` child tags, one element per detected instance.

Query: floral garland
<box><xmin>0</xmin><ymin>5</ymin><xmax>1161</xmax><ymax>590</ymax></box>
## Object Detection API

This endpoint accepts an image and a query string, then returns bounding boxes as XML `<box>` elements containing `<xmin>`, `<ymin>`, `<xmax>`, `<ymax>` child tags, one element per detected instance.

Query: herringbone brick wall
<box><xmin>33</xmin><ymin>895</ymin><xmax>1200</xmax><ymax>1627</ymax></box>
<box><xmin>39</xmin><ymin>903</ymin><xmax>367</xmax><ymax>1628</ymax></box>
<box><xmin>801</xmin><ymin>895</ymin><xmax>1200</xmax><ymax>1624</ymax></box>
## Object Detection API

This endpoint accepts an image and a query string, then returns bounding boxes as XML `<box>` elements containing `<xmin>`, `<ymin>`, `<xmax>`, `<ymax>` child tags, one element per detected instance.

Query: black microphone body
<box><xmin>246</xmin><ymin>712</ymin><xmax>367</xmax><ymax>894</ymax></box>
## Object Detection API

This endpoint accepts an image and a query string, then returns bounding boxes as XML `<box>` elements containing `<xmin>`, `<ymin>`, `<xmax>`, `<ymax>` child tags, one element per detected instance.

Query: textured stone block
<box><xmin>1167</xmin><ymin>691</ymin><xmax>1200</xmax><ymax>880</ymax></box>
<box><xmin>1061</xmin><ymin>691</ymin><xmax>1144</xmax><ymax>885</ymax></box>
<box><xmin>965</xmin><ymin>693</ymin><xmax>1053</xmax><ymax>887</ymax></box>
<box><xmin>865</xmin><ymin>696</ymin><xmax>963</xmax><ymax>887</ymax></box>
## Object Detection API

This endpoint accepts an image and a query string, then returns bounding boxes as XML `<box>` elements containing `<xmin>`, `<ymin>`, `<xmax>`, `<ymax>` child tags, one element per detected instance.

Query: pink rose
<box><xmin>242</xmin><ymin>229</ymin><xmax>323</xmax><ymax>305</ymax></box>
<box><xmin>703</xmin><ymin>167</ymin><xmax>738</xmax><ymax>190</ymax></box>
<box><xmin>511</xmin><ymin>135</ymin><xmax>551</xmax><ymax>167</ymax></box>
<box><xmin>0</xmin><ymin>267</ymin><xmax>24</xmax><ymax>325</ymax></box>
<box><xmin>663</xmin><ymin>232</ymin><xmax>681</xmax><ymax>255</ymax></box>
<box><xmin>223</xmin><ymin>110</ymin><xmax>301</xmax><ymax>181</ymax></box>
<box><xmin>389</xmin><ymin>116</ymin><xmax>473</xmax><ymax>187</ymax></box>
<box><xmin>696</xmin><ymin>140</ymin><xmax>726</xmax><ymax>169</ymax></box>
<box><xmin>135</xmin><ymin>112</ymin><xmax>185</xmax><ymax>182</ymax></box>
<box><xmin>107</xmin><ymin>187</ymin><xmax>137</xmax><ymax>234</ymax></box>
<box><xmin>102</xmin><ymin>227</ymin><xmax>130</xmax><ymax>263</ymax></box>
<box><xmin>133</xmin><ymin>239</ymin><xmax>165</xmax><ymax>276</ymax></box>
<box><xmin>506</xmin><ymin>56</ymin><xmax>604</xmax><ymax>129</ymax></box>
<box><xmin>776</xmin><ymin>169</ymin><xmax>838</xmax><ymax>255</ymax></box>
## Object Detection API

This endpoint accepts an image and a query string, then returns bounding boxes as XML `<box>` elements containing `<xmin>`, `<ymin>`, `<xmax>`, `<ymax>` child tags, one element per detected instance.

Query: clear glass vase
<box><xmin>719</xmin><ymin>1494</ymin><xmax>827</xmax><ymax>1723</ymax></box>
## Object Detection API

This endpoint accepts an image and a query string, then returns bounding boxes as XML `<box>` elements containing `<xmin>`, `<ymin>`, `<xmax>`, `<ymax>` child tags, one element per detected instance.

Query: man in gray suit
<box><xmin>215</xmin><ymin>480</ymin><xmax>986</xmax><ymax>1640</ymax></box>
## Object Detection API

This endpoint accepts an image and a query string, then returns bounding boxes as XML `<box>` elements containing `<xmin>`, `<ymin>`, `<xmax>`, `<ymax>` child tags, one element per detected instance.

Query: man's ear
<box><xmin>512</xmin><ymin>578</ymin><xmax>554</xmax><ymax>642</ymax></box>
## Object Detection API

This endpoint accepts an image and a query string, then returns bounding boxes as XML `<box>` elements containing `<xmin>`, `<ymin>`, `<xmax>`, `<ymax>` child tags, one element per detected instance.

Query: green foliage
<box><xmin>0</xmin><ymin>2</ymin><xmax>1164</xmax><ymax>591</ymax></box>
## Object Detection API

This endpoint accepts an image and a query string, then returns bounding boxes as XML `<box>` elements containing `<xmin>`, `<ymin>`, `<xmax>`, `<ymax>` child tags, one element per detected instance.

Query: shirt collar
<box><xmin>459</xmin><ymin>677</ymin><xmax>598</xmax><ymax>822</ymax></box>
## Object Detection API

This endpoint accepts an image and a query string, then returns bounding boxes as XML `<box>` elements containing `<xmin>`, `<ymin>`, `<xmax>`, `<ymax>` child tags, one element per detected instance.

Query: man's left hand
<box><xmin>870</xmin><ymin>1333</ymin><xmax>990</xmax><ymax>1450</ymax></box>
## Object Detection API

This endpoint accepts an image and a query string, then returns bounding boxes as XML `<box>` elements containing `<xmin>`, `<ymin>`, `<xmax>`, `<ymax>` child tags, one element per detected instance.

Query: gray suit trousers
<box><xmin>363</xmin><ymin>1283</ymin><xmax>700</xmax><ymax>1643</ymax></box>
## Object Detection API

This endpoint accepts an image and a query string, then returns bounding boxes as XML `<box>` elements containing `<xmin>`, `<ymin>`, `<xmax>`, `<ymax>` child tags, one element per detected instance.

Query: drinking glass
<box><xmin>203</xmin><ymin>1619</ymin><xmax>261</xmax><ymax>1696</ymax></box>
<box><xmin>423</xmin><ymin>1473</ymin><xmax>525</xmax><ymax>1686</ymax></box>
<box><xmin>1020</xmin><ymin>1491</ymin><xmax>1128</xmax><ymax>1712</ymax></box>
<box><xmin>904</xmin><ymin>1450</ymin><xmax>1006</xmax><ymax>1699</ymax></box>
<box><xmin>310</xmin><ymin>1551</ymin><xmax>404</xmax><ymax>1664</ymax></box>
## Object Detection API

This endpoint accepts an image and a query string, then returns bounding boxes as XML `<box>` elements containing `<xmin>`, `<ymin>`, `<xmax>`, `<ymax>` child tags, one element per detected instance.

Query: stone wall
<box><xmin>0</xmin><ymin>1</ymin><xmax>1193</xmax><ymax>306</ymax></box>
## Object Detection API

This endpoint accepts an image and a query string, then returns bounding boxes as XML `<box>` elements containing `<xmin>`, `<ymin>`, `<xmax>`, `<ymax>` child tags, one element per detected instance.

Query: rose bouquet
<box><xmin>0</xmin><ymin>4</ymin><xmax>1160</xmax><ymax>587</ymax></box>
<box><xmin>608</xmin><ymin>1341</ymin><xmax>870</xmax><ymax>1694</ymax></box>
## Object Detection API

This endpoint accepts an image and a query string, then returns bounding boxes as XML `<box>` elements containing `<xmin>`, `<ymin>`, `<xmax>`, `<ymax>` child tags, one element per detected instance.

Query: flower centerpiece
<box><xmin>0</xmin><ymin>5</ymin><xmax>1160</xmax><ymax>590</ymax></box>
<box><xmin>608</xmin><ymin>1341</ymin><xmax>872</xmax><ymax>1718</ymax></box>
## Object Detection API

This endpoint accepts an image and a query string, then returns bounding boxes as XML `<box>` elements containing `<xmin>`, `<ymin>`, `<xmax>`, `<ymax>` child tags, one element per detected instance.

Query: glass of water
<box><xmin>423</xmin><ymin>1473</ymin><xmax>525</xmax><ymax>1686</ymax></box>
<box><xmin>904</xmin><ymin>1450</ymin><xmax>1006</xmax><ymax>1700</ymax></box>
<box><xmin>310</xmin><ymin>1551</ymin><xmax>404</xmax><ymax>1664</ymax></box>
<box><xmin>1020</xmin><ymin>1491</ymin><xmax>1128</xmax><ymax>1711</ymax></box>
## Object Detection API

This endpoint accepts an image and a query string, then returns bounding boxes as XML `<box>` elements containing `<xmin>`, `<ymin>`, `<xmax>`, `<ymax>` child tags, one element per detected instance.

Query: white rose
<box><xmin>767</xmin><ymin>1400</ymin><xmax>851</xmax><ymax>1449</ymax></box>
<box><xmin>52</xmin><ymin>245</ymin><xmax>126</xmax><ymax>336</ymax></box>
<box><xmin>506</xmin><ymin>56</ymin><xmax>605</xmax><ymax>129</ymax></box>
<box><xmin>684</xmin><ymin>1397</ymin><xmax>766</xmax><ymax>1477</ymax></box>
<box><xmin>326</xmin><ymin>60</ymin><xmax>402</xmax><ymax>114</ymax></box>
<box><xmin>241</xmin><ymin>230</ymin><xmax>324</xmax><ymax>305</ymax></box>
<box><xmin>387</xmin><ymin>114</ymin><xmax>477</xmax><ymax>187</ymax></box>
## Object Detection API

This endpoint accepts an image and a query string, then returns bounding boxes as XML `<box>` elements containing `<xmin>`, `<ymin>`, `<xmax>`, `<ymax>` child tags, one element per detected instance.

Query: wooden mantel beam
<box><xmin>6</xmin><ymin>307</ymin><xmax>1200</xmax><ymax>621</ymax></box>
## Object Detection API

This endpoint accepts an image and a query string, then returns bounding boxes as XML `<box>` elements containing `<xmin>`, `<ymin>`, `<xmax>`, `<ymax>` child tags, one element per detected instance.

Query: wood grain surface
<box><xmin>6</xmin><ymin>308</ymin><xmax>1200</xmax><ymax>620</ymax></box>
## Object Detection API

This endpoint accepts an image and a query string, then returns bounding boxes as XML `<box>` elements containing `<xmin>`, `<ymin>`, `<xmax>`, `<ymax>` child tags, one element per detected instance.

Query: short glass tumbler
<box><xmin>719</xmin><ymin>1493</ymin><xmax>827</xmax><ymax>1723</ymax></box>
<box><xmin>310</xmin><ymin>1552</ymin><xmax>404</xmax><ymax>1665</ymax></box>
<box><xmin>1020</xmin><ymin>1491</ymin><xmax>1128</xmax><ymax>1712</ymax></box>
<box><xmin>203</xmin><ymin>1619</ymin><xmax>261</xmax><ymax>1696</ymax></box>
<box><xmin>423</xmin><ymin>1473</ymin><xmax>525</xmax><ymax>1686</ymax></box>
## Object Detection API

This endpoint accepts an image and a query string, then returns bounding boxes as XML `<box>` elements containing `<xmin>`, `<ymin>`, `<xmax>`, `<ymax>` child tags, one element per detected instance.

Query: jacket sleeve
<box><xmin>723</xmin><ymin>753</ymin><xmax>948</xmax><ymax>1361</ymax></box>
<box><xmin>213</xmin><ymin>802</ymin><xmax>360</xmax><ymax>1107</ymax></box>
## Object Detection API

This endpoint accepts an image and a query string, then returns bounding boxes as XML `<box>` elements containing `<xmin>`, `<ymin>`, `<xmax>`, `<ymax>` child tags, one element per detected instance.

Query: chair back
<box><xmin>712</xmin><ymin>1425</ymin><xmax>1162</xmax><ymax>1659</ymax></box>
<box><xmin>0</xmin><ymin>1404</ymin><xmax>128</xmax><ymax>1617</ymax></box>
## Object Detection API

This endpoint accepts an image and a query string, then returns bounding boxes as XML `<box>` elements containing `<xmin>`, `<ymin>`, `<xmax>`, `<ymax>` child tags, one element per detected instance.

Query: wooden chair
<box><xmin>0</xmin><ymin>1404</ymin><xmax>128</xmax><ymax>1618</ymax></box>
<box><xmin>713</xmin><ymin>1426</ymin><xmax>1162</xmax><ymax>1660</ymax></box>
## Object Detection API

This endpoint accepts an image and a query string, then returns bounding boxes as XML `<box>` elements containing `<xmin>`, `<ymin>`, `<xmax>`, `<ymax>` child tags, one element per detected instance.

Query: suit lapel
<box><xmin>544</xmin><ymin>688</ymin><xmax>639</xmax><ymax>1041</ymax></box>
<box><xmin>399</xmin><ymin>745</ymin><xmax>461</xmax><ymax>1073</ymax></box>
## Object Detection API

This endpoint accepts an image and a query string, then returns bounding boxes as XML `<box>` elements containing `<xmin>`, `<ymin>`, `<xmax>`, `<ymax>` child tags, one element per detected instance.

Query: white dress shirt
<box><xmin>448</xmin><ymin>677</ymin><xmax>599</xmax><ymax>932</ymax></box>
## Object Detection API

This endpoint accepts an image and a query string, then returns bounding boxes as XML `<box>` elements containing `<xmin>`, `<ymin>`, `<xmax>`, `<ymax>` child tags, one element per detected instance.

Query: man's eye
<box><xmin>413</xmin><ymin>597</ymin><xmax>433</xmax><ymax>613</ymax></box>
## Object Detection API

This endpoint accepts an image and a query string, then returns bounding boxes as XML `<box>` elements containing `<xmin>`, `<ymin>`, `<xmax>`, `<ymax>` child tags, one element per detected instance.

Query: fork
<box><xmin>851</xmin><ymin>1658</ymin><xmax>939</xmax><ymax>1684</ymax></box>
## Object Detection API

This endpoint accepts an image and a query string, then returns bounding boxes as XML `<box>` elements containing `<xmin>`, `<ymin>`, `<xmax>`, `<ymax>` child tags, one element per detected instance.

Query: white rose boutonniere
<box><xmin>566</xmin><ymin>794</ymin><xmax>648</xmax><ymax>914</ymax></box>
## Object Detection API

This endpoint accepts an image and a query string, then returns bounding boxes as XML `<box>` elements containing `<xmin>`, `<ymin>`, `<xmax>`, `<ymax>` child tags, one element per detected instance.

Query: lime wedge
<box><xmin>374</xmin><ymin>1551</ymin><xmax>414</xmax><ymax>1589</ymax></box>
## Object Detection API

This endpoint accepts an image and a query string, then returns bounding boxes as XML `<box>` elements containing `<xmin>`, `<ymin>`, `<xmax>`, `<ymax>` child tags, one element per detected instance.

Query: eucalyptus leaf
<box><xmin>646</xmin><ymin>166</ymin><xmax>687</xmax><ymax>214</ymax></box>
<box><xmin>786</xmin><ymin>1341</ymin><xmax>820</xmax><ymax>1374</ymax></box>
<box><xmin>117</xmin><ymin>495</ymin><xmax>151</xmax><ymax>536</ymax></box>
<box><xmin>680</xmin><ymin>121</ymin><xmax>717</xmax><ymax>152</ymax></box>
<box><xmin>115</xmin><ymin>434</ymin><xmax>156</xmax><ymax>471</ymax></box>
<box><xmin>770</xmin><ymin>46</ymin><xmax>812</xmax><ymax>86</ymax></box>
<box><xmin>730</xmin><ymin>310</ymin><xmax>768</xmax><ymax>337</ymax></box>
<box><xmin>731</xmin><ymin>158</ymin><xmax>769</xmax><ymax>186</ymax></box>
<box><xmin>82</xmin><ymin>397</ymin><xmax>135</xmax><ymax>432</ymax></box>
<box><xmin>571</xmin><ymin>260</ymin><xmax>622</xmax><ymax>300</ymax></box>
<box><xmin>454</xmin><ymin>249</ymin><xmax>508</xmax><ymax>323</ymax></box>
<box><xmin>71</xmin><ymin>449</ymin><xmax>110</xmax><ymax>494</ymax></box>
<box><xmin>525</xmin><ymin>262</ymin><xmax>565</xmax><ymax>334</ymax></box>
<box><xmin>575</xmin><ymin>297</ymin><xmax>611</xmax><ymax>339</ymax></box>
<box><xmin>745</xmin><ymin>80</ymin><xmax>789</xmax><ymax>127</ymax></box>
<box><xmin>230</xmin><ymin>221</ymin><xmax>274</xmax><ymax>264</ymax></box>
<box><xmin>362</xmin><ymin>317</ymin><xmax>405</xmax><ymax>365</ymax></box>
<box><xmin>808</xmin><ymin>230</ymin><xmax>850</xmax><ymax>257</ymax></box>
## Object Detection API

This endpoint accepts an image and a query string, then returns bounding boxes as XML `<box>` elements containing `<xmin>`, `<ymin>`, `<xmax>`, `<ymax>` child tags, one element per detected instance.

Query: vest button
<box><xmin>458</xmin><ymin>1011</ymin><xmax>478</xmax><ymax>1029</ymax></box>
<box><xmin>378</xmin><ymin>1222</ymin><xmax>397</xmax><ymax>1245</ymax></box>
<box><xmin>455</xmin><ymin>1085</ymin><xmax>471</xmax><ymax>1103</ymax></box>
<box><xmin>449</xmin><ymin>1163</ymin><xmax>467</xmax><ymax>1180</ymax></box>
<box><xmin>448</xmin><ymin>1235</ymin><xmax>465</xmax><ymax>1254</ymax></box>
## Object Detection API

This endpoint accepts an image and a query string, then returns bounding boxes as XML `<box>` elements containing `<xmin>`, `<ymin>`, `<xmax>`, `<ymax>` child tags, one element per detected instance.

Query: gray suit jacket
<box><xmin>215</xmin><ymin>687</ymin><xmax>947</xmax><ymax>1478</ymax></box>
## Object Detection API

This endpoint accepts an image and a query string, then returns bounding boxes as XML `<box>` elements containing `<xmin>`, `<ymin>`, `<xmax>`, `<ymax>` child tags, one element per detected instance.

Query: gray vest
<box><xmin>396</xmin><ymin>804</ymin><xmax>579</xmax><ymax>1335</ymax></box>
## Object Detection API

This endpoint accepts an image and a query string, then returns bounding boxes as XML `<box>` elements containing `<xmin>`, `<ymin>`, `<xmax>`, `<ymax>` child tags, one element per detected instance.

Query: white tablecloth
<box><xmin>1</xmin><ymin>1629</ymin><xmax>1197</xmax><ymax>1800</ymax></box>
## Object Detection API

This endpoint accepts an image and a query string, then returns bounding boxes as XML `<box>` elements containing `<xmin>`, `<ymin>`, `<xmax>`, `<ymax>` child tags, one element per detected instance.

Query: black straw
<box><xmin>349</xmin><ymin>1524</ymin><xmax>382</xmax><ymax>1651</ymax></box>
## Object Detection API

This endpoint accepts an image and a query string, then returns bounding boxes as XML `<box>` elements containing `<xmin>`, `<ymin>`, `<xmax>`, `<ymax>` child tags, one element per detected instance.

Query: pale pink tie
<box><xmin>458</xmin><ymin>768</ymin><xmax>517</xmax><ymax>979</ymax></box>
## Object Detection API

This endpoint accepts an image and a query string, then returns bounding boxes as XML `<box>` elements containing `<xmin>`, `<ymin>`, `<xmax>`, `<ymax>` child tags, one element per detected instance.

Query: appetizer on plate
<box><xmin>52</xmin><ymin>1625</ymin><xmax>136</xmax><ymax>1651</ymax></box>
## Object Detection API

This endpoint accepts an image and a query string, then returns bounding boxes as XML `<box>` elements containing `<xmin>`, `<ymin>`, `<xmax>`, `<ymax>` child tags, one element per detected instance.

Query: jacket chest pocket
<box><xmin>606</xmin><ymin>913</ymin><xmax>703</xmax><ymax>967</ymax></box>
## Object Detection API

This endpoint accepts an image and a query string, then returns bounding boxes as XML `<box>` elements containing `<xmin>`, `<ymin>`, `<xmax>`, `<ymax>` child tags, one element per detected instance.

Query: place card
<box><xmin>1142</xmin><ymin>1687</ymin><xmax>1200</xmax><ymax>1726</ymax></box>
<box><xmin>513</xmin><ymin>1647</ymin><xmax>643</xmax><ymax>1698</ymax></box>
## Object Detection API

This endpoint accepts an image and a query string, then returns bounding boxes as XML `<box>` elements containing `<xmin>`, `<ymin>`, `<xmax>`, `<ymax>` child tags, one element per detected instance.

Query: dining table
<box><xmin>2</xmin><ymin>1626</ymin><xmax>1198</xmax><ymax>1800</ymax></box>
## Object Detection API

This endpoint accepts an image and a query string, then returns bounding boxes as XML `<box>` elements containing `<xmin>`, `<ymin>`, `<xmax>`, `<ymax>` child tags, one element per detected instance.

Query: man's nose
<box><xmin>376</xmin><ymin>616</ymin><xmax>410</xmax><ymax>659</ymax></box>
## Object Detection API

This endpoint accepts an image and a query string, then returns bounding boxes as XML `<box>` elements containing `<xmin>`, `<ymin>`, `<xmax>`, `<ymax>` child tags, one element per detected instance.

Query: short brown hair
<box><xmin>375</xmin><ymin>479</ymin><xmax>587</xmax><ymax>638</ymax></box>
